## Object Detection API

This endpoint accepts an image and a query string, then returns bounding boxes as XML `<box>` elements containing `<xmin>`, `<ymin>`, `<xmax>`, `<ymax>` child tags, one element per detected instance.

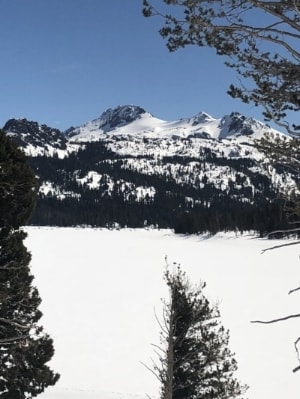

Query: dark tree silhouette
<box><xmin>0</xmin><ymin>131</ymin><xmax>59</xmax><ymax>398</ymax></box>
<box><xmin>145</xmin><ymin>265</ymin><xmax>247</xmax><ymax>399</ymax></box>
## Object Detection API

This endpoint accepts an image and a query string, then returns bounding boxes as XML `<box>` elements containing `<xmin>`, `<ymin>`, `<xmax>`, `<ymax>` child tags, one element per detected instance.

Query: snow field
<box><xmin>25</xmin><ymin>227</ymin><xmax>300</xmax><ymax>399</ymax></box>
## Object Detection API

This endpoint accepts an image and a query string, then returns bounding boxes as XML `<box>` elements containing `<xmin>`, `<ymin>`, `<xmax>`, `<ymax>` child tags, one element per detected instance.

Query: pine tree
<box><xmin>0</xmin><ymin>131</ymin><xmax>59</xmax><ymax>398</ymax></box>
<box><xmin>149</xmin><ymin>266</ymin><xmax>247</xmax><ymax>399</ymax></box>
<box><xmin>143</xmin><ymin>0</ymin><xmax>300</xmax><ymax>135</ymax></box>
<box><xmin>254</xmin><ymin>132</ymin><xmax>300</xmax><ymax>220</ymax></box>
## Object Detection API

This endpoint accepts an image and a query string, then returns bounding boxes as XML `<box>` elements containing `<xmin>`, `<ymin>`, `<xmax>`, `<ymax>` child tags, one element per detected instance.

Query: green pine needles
<box><xmin>143</xmin><ymin>0</ymin><xmax>300</xmax><ymax>136</ymax></box>
<box><xmin>0</xmin><ymin>131</ymin><xmax>59</xmax><ymax>398</ymax></box>
<box><xmin>149</xmin><ymin>265</ymin><xmax>247</xmax><ymax>399</ymax></box>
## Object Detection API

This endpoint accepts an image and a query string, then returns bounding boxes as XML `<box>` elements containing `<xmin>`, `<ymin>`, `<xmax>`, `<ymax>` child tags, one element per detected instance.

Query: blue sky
<box><xmin>0</xmin><ymin>0</ymin><xmax>273</xmax><ymax>130</ymax></box>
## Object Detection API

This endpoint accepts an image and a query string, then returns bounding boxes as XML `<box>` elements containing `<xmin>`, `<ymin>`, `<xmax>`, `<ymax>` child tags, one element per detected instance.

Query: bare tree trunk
<box><xmin>164</xmin><ymin>298</ymin><xmax>174</xmax><ymax>399</ymax></box>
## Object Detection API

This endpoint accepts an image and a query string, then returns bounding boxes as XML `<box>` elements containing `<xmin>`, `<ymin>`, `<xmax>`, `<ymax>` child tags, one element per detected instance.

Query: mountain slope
<box><xmin>2</xmin><ymin>105</ymin><xmax>296</xmax><ymax>234</ymax></box>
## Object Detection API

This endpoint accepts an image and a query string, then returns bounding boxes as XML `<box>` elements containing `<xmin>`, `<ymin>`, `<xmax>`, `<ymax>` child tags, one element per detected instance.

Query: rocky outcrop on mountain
<box><xmin>4</xmin><ymin>118</ymin><xmax>67</xmax><ymax>154</ymax></box>
<box><xmin>66</xmin><ymin>105</ymin><xmax>147</xmax><ymax>139</ymax></box>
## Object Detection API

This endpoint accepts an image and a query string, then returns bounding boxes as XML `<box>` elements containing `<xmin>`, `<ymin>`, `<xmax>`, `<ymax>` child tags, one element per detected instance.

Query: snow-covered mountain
<box><xmin>2</xmin><ymin>105</ymin><xmax>296</xmax><ymax>233</ymax></box>
<box><xmin>65</xmin><ymin>105</ymin><xmax>280</xmax><ymax>143</ymax></box>
<box><xmin>4</xmin><ymin>105</ymin><xmax>283</xmax><ymax>153</ymax></box>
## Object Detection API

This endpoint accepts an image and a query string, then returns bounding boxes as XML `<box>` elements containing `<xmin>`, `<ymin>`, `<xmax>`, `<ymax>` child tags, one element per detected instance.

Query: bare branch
<box><xmin>251</xmin><ymin>313</ymin><xmax>300</xmax><ymax>324</ymax></box>
<box><xmin>144</xmin><ymin>0</ymin><xmax>300</xmax><ymax>134</ymax></box>
<box><xmin>289</xmin><ymin>286</ymin><xmax>300</xmax><ymax>295</ymax></box>
<box><xmin>251</xmin><ymin>0</ymin><xmax>300</xmax><ymax>33</ymax></box>
<box><xmin>140</xmin><ymin>361</ymin><xmax>162</xmax><ymax>383</ymax></box>
<box><xmin>294</xmin><ymin>336</ymin><xmax>300</xmax><ymax>363</ymax></box>
<box><xmin>265</xmin><ymin>227</ymin><xmax>300</xmax><ymax>239</ymax></box>
<box><xmin>151</xmin><ymin>343</ymin><xmax>167</xmax><ymax>354</ymax></box>
<box><xmin>261</xmin><ymin>240</ymin><xmax>300</xmax><ymax>254</ymax></box>
<box><xmin>154</xmin><ymin>307</ymin><xmax>169</xmax><ymax>336</ymax></box>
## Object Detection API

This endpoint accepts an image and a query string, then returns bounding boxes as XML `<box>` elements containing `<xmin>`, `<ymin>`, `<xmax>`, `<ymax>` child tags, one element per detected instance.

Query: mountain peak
<box><xmin>191</xmin><ymin>111</ymin><xmax>215</xmax><ymax>125</ymax></box>
<box><xmin>218</xmin><ymin>112</ymin><xmax>271</xmax><ymax>139</ymax></box>
<box><xmin>96</xmin><ymin>105</ymin><xmax>147</xmax><ymax>130</ymax></box>
<box><xmin>3</xmin><ymin>118</ymin><xmax>66</xmax><ymax>150</ymax></box>
<box><xmin>66</xmin><ymin>105</ymin><xmax>148</xmax><ymax>139</ymax></box>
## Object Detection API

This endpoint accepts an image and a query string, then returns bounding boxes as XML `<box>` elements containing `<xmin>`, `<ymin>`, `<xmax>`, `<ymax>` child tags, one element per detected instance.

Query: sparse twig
<box><xmin>140</xmin><ymin>361</ymin><xmax>161</xmax><ymax>382</ymax></box>
<box><xmin>154</xmin><ymin>307</ymin><xmax>168</xmax><ymax>336</ymax></box>
<box><xmin>251</xmin><ymin>313</ymin><xmax>300</xmax><ymax>324</ymax></box>
<box><xmin>261</xmin><ymin>240</ymin><xmax>300</xmax><ymax>254</ymax></box>
<box><xmin>293</xmin><ymin>334</ymin><xmax>300</xmax><ymax>372</ymax></box>
<box><xmin>265</xmin><ymin>227</ymin><xmax>300</xmax><ymax>239</ymax></box>
<box><xmin>294</xmin><ymin>337</ymin><xmax>300</xmax><ymax>361</ymax></box>
<box><xmin>289</xmin><ymin>286</ymin><xmax>300</xmax><ymax>295</ymax></box>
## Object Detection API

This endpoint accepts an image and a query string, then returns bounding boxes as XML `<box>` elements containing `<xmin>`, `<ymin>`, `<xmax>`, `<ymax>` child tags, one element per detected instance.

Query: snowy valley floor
<box><xmin>25</xmin><ymin>227</ymin><xmax>300</xmax><ymax>399</ymax></box>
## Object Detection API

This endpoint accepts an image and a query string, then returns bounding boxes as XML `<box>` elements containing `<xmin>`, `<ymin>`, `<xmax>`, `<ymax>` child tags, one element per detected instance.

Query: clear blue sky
<box><xmin>0</xmin><ymin>0</ymin><xmax>273</xmax><ymax>130</ymax></box>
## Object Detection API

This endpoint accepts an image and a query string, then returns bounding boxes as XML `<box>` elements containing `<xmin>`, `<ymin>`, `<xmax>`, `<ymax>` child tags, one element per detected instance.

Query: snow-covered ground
<box><xmin>25</xmin><ymin>227</ymin><xmax>300</xmax><ymax>399</ymax></box>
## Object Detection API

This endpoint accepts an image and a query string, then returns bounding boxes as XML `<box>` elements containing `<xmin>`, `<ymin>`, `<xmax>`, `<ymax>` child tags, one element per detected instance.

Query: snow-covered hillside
<box><xmin>25</xmin><ymin>227</ymin><xmax>300</xmax><ymax>399</ymax></box>
<box><xmin>3</xmin><ymin>105</ymin><xmax>298</xmax><ymax>232</ymax></box>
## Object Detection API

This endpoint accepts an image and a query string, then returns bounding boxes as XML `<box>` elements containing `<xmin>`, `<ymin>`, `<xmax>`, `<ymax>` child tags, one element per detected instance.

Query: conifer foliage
<box><xmin>0</xmin><ymin>131</ymin><xmax>59</xmax><ymax>398</ymax></box>
<box><xmin>151</xmin><ymin>266</ymin><xmax>247</xmax><ymax>399</ymax></box>
<box><xmin>143</xmin><ymin>0</ymin><xmax>300</xmax><ymax>135</ymax></box>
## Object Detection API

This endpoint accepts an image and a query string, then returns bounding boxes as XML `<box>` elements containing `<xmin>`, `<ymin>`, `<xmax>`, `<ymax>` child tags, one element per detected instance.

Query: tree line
<box><xmin>24</xmin><ymin>140</ymin><xmax>294</xmax><ymax>236</ymax></box>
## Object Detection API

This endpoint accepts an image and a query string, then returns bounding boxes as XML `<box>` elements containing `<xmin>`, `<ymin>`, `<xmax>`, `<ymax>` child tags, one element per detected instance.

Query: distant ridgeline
<box><xmin>3</xmin><ymin>105</ymin><xmax>298</xmax><ymax>236</ymax></box>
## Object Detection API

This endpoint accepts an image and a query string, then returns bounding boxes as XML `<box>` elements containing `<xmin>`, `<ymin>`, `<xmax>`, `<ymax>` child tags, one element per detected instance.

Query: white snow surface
<box><xmin>69</xmin><ymin>110</ymin><xmax>282</xmax><ymax>142</ymax></box>
<box><xmin>25</xmin><ymin>227</ymin><xmax>300</xmax><ymax>399</ymax></box>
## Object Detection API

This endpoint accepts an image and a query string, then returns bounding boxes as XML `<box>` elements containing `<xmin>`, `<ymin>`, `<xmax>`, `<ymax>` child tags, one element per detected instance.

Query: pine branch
<box><xmin>0</xmin><ymin>335</ymin><xmax>29</xmax><ymax>344</ymax></box>
<box><xmin>0</xmin><ymin>317</ymin><xmax>31</xmax><ymax>331</ymax></box>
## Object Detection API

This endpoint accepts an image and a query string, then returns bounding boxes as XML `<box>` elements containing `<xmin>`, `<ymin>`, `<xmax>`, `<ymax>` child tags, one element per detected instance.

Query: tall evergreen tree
<box><xmin>0</xmin><ymin>131</ymin><xmax>59</xmax><ymax>398</ymax></box>
<box><xmin>149</xmin><ymin>266</ymin><xmax>247</xmax><ymax>399</ymax></box>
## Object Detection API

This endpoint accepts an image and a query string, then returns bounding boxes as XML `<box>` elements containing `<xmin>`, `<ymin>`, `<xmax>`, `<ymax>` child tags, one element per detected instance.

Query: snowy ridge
<box><xmin>3</xmin><ymin>105</ymin><xmax>285</xmax><ymax>155</ymax></box>
<box><xmin>66</xmin><ymin>106</ymin><xmax>283</xmax><ymax>143</ymax></box>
